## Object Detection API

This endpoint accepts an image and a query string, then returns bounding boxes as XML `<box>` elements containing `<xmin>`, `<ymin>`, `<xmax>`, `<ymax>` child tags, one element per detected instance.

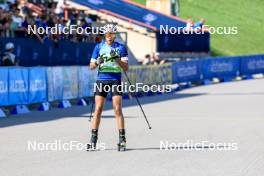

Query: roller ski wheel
<box><xmin>87</xmin><ymin>133</ymin><xmax>98</xmax><ymax>151</ymax></box>
<box><xmin>117</xmin><ymin>142</ymin><xmax>126</xmax><ymax>152</ymax></box>
<box><xmin>87</xmin><ymin>143</ymin><xmax>98</xmax><ymax>151</ymax></box>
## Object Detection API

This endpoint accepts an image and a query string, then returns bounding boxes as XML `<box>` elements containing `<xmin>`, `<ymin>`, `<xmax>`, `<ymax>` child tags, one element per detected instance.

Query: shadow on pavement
<box><xmin>125</xmin><ymin>145</ymin><xmax>231</xmax><ymax>151</ymax></box>
<box><xmin>0</xmin><ymin>93</ymin><xmax>205</xmax><ymax>128</ymax></box>
<box><xmin>103</xmin><ymin>144</ymin><xmax>231</xmax><ymax>152</ymax></box>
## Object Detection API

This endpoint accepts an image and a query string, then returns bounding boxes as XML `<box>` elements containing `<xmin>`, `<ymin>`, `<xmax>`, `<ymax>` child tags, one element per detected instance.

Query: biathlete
<box><xmin>88</xmin><ymin>24</ymin><xmax>129</xmax><ymax>151</ymax></box>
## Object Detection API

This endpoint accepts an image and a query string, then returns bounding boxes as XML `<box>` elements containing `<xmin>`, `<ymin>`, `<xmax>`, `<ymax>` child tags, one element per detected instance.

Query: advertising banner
<box><xmin>8</xmin><ymin>67</ymin><xmax>29</xmax><ymax>105</ymax></box>
<box><xmin>28</xmin><ymin>67</ymin><xmax>47</xmax><ymax>104</ymax></box>
<box><xmin>240</xmin><ymin>55</ymin><xmax>264</xmax><ymax>75</ymax></box>
<box><xmin>47</xmin><ymin>67</ymin><xmax>63</xmax><ymax>101</ymax></box>
<box><xmin>202</xmin><ymin>57</ymin><xmax>240</xmax><ymax>79</ymax></box>
<box><xmin>0</xmin><ymin>68</ymin><xmax>9</xmax><ymax>106</ymax></box>
<box><xmin>63</xmin><ymin>67</ymin><xmax>78</xmax><ymax>100</ymax></box>
<box><xmin>1</xmin><ymin>54</ymin><xmax>263</xmax><ymax>107</ymax></box>
<box><xmin>126</xmin><ymin>64</ymin><xmax>172</xmax><ymax>85</ymax></box>
<box><xmin>172</xmin><ymin>60</ymin><xmax>202</xmax><ymax>83</ymax></box>
<box><xmin>78</xmin><ymin>67</ymin><xmax>97</xmax><ymax>97</ymax></box>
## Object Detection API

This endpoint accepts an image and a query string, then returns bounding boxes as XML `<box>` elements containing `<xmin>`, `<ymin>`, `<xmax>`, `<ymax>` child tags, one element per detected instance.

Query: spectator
<box><xmin>22</xmin><ymin>13</ymin><xmax>34</xmax><ymax>29</ymax></box>
<box><xmin>1</xmin><ymin>0</ymin><xmax>98</xmax><ymax>42</ymax></box>
<box><xmin>54</xmin><ymin>0</ymin><xmax>66</xmax><ymax>17</ymax></box>
<box><xmin>185</xmin><ymin>18</ymin><xmax>194</xmax><ymax>31</ymax></box>
<box><xmin>0</xmin><ymin>8</ymin><xmax>6</xmax><ymax>35</ymax></box>
<box><xmin>11</xmin><ymin>8</ymin><xmax>24</xmax><ymax>36</ymax></box>
<box><xmin>193</xmin><ymin>18</ymin><xmax>205</xmax><ymax>30</ymax></box>
<box><xmin>0</xmin><ymin>10</ymin><xmax>12</xmax><ymax>37</ymax></box>
<box><xmin>152</xmin><ymin>52</ymin><xmax>165</xmax><ymax>65</ymax></box>
<box><xmin>7</xmin><ymin>0</ymin><xmax>16</xmax><ymax>4</ymax></box>
<box><xmin>2</xmin><ymin>42</ymin><xmax>18</xmax><ymax>66</ymax></box>
<box><xmin>142</xmin><ymin>54</ymin><xmax>151</xmax><ymax>65</ymax></box>
<box><xmin>0</xmin><ymin>0</ymin><xmax>9</xmax><ymax>10</ymax></box>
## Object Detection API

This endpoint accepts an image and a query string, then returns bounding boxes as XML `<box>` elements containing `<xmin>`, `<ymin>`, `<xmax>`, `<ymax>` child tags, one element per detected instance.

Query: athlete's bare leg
<box><xmin>112</xmin><ymin>95</ymin><xmax>125</xmax><ymax>129</ymax></box>
<box><xmin>91</xmin><ymin>95</ymin><xmax>106</xmax><ymax>129</ymax></box>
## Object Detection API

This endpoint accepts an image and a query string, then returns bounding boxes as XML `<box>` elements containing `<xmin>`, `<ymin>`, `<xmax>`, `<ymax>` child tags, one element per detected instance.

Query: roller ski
<box><xmin>87</xmin><ymin>129</ymin><xmax>98</xmax><ymax>151</ymax></box>
<box><xmin>117</xmin><ymin>141</ymin><xmax>126</xmax><ymax>151</ymax></box>
<box><xmin>117</xmin><ymin>129</ymin><xmax>126</xmax><ymax>151</ymax></box>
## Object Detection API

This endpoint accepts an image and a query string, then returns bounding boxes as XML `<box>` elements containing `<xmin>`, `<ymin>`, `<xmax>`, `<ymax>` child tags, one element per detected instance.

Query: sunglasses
<box><xmin>105</xmin><ymin>33</ymin><xmax>116</xmax><ymax>38</ymax></box>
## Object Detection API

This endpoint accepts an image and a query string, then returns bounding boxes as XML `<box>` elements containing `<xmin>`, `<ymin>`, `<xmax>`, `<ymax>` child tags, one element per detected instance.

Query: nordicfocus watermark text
<box><xmin>27</xmin><ymin>140</ymin><xmax>106</xmax><ymax>151</ymax></box>
<box><xmin>27</xmin><ymin>24</ymin><xmax>117</xmax><ymax>35</ymax></box>
<box><xmin>94</xmin><ymin>82</ymin><xmax>171</xmax><ymax>93</ymax></box>
<box><xmin>160</xmin><ymin>140</ymin><xmax>238</xmax><ymax>151</ymax></box>
<box><xmin>160</xmin><ymin>25</ymin><xmax>238</xmax><ymax>35</ymax></box>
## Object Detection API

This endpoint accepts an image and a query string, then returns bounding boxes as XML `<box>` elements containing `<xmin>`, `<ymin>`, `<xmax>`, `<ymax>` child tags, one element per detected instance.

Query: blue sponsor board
<box><xmin>78</xmin><ymin>67</ymin><xmax>97</xmax><ymax>97</ymax></box>
<box><xmin>28</xmin><ymin>67</ymin><xmax>47</xmax><ymax>103</ymax></box>
<box><xmin>126</xmin><ymin>64</ymin><xmax>172</xmax><ymax>85</ymax></box>
<box><xmin>240</xmin><ymin>55</ymin><xmax>264</xmax><ymax>75</ymax></box>
<box><xmin>78</xmin><ymin>67</ymin><xmax>90</xmax><ymax>98</ymax></box>
<box><xmin>0</xmin><ymin>68</ymin><xmax>9</xmax><ymax>106</ymax></box>
<box><xmin>47</xmin><ymin>67</ymin><xmax>64</xmax><ymax>101</ymax></box>
<box><xmin>63</xmin><ymin>67</ymin><xmax>78</xmax><ymax>100</ymax></box>
<box><xmin>8</xmin><ymin>67</ymin><xmax>29</xmax><ymax>105</ymax></box>
<box><xmin>172</xmin><ymin>60</ymin><xmax>202</xmax><ymax>83</ymax></box>
<box><xmin>151</xmin><ymin>64</ymin><xmax>172</xmax><ymax>85</ymax></box>
<box><xmin>202</xmin><ymin>57</ymin><xmax>240</xmax><ymax>79</ymax></box>
<box><xmin>0</xmin><ymin>54</ymin><xmax>263</xmax><ymax>108</ymax></box>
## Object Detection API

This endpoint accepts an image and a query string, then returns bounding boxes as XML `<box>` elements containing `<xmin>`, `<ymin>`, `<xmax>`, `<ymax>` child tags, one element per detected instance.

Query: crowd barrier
<box><xmin>172</xmin><ymin>54</ymin><xmax>264</xmax><ymax>84</ymax></box>
<box><xmin>124</xmin><ymin>64</ymin><xmax>172</xmax><ymax>85</ymax></box>
<box><xmin>0</xmin><ymin>66</ymin><xmax>97</xmax><ymax>108</ymax></box>
<box><xmin>124</xmin><ymin>54</ymin><xmax>264</xmax><ymax>85</ymax></box>
<box><xmin>0</xmin><ymin>54</ymin><xmax>263</xmax><ymax>116</ymax></box>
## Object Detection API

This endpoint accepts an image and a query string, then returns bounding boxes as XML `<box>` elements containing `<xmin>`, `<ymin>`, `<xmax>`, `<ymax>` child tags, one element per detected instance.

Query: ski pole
<box><xmin>123</xmin><ymin>71</ymin><xmax>152</xmax><ymax>129</ymax></box>
<box><xmin>89</xmin><ymin>63</ymin><xmax>101</xmax><ymax>122</ymax></box>
<box><xmin>89</xmin><ymin>94</ymin><xmax>95</xmax><ymax>122</ymax></box>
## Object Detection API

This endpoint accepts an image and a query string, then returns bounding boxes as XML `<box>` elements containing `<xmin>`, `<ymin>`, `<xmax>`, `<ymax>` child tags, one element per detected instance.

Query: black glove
<box><xmin>96</xmin><ymin>54</ymin><xmax>105</xmax><ymax>65</ymax></box>
<box><xmin>110</xmin><ymin>49</ymin><xmax>120</xmax><ymax>60</ymax></box>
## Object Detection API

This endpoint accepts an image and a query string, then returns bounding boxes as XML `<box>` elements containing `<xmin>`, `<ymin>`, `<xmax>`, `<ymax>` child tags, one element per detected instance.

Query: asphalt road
<box><xmin>1</xmin><ymin>79</ymin><xmax>264</xmax><ymax>176</ymax></box>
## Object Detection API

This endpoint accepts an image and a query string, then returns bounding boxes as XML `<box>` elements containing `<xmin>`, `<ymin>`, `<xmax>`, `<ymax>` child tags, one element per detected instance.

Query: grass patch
<box><xmin>131</xmin><ymin>0</ymin><xmax>264</xmax><ymax>56</ymax></box>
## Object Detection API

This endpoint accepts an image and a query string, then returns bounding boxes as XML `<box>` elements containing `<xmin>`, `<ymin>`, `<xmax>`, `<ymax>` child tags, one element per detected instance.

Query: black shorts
<box><xmin>95</xmin><ymin>80</ymin><xmax>123</xmax><ymax>98</ymax></box>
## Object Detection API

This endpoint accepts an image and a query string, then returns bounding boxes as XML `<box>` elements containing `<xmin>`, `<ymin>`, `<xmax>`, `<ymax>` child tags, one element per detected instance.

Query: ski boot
<box><xmin>87</xmin><ymin>129</ymin><xmax>98</xmax><ymax>151</ymax></box>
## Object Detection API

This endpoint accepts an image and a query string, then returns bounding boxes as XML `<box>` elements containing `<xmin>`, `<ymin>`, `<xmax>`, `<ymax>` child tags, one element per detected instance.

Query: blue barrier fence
<box><xmin>0</xmin><ymin>66</ymin><xmax>97</xmax><ymax>107</ymax></box>
<box><xmin>172</xmin><ymin>54</ymin><xmax>264</xmax><ymax>84</ymax></box>
<box><xmin>0</xmin><ymin>54</ymin><xmax>264</xmax><ymax>107</ymax></box>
